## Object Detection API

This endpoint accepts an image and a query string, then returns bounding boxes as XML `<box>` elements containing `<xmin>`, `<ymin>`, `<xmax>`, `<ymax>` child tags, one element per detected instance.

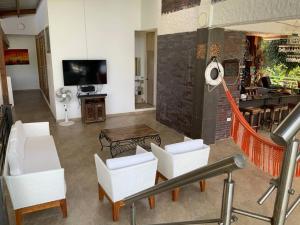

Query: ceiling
<box><xmin>0</xmin><ymin>0</ymin><xmax>40</xmax><ymax>18</ymax></box>
<box><xmin>225</xmin><ymin>19</ymin><xmax>300</xmax><ymax>36</ymax></box>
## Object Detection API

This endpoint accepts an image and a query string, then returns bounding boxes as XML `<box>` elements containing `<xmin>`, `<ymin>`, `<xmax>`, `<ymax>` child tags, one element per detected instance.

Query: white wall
<box><xmin>47</xmin><ymin>0</ymin><xmax>142</xmax><ymax>120</ymax></box>
<box><xmin>158</xmin><ymin>6</ymin><xmax>200</xmax><ymax>35</ymax></box>
<box><xmin>35</xmin><ymin>0</ymin><xmax>49</xmax><ymax>33</ymax></box>
<box><xmin>157</xmin><ymin>0</ymin><xmax>212</xmax><ymax>35</ymax></box>
<box><xmin>6</xmin><ymin>35</ymin><xmax>39</xmax><ymax>90</ymax></box>
<box><xmin>35</xmin><ymin>0</ymin><xmax>55</xmax><ymax>114</ymax></box>
<box><xmin>141</xmin><ymin>0</ymin><xmax>160</xmax><ymax>30</ymax></box>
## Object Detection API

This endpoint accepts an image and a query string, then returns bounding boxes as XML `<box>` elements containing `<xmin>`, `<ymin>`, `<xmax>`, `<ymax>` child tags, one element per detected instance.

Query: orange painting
<box><xmin>5</xmin><ymin>49</ymin><xmax>30</xmax><ymax>65</ymax></box>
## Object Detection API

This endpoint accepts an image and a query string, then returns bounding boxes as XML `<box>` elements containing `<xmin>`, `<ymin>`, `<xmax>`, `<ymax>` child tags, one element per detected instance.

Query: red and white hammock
<box><xmin>222</xmin><ymin>81</ymin><xmax>300</xmax><ymax>177</ymax></box>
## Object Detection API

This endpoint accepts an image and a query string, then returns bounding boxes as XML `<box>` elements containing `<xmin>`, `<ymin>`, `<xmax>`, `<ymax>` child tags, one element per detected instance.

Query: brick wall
<box><xmin>215</xmin><ymin>31</ymin><xmax>246</xmax><ymax>140</ymax></box>
<box><xmin>161</xmin><ymin>0</ymin><xmax>201</xmax><ymax>14</ymax></box>
<box><xmin>156</xmin><ymin>30</ymin><xmax>245</xmax><ymax>141</ymax></box>
<box><xmin>156</xmin><ymin>32</ymin><xmax>197</xmax><ymax>136</ymax></box>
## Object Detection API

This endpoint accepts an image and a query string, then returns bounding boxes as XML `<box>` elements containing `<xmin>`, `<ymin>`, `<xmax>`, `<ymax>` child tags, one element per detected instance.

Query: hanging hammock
<box><xmin>221</xmin><ymin>81</ymin><xmax>300</xmax><ymax>177</ymax></box>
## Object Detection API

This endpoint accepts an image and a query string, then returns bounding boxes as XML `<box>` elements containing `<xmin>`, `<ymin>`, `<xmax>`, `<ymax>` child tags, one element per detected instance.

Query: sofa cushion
<box><xmin>12</xmin><ymin>121</ymin><xmax>26</xmax><ymax>160</ymax></box>
<box><xmin>15</xmin><ymin>121</ymin><xmax>26</xmax><ymax>142</ymax></box>
<box><xmin>7</xmin><ymin>139</ymin><xmax>24</xmax><ymax>176</ymax></box>
<box><xmin>165</xmin><ymin>139</ymin><xmax>204</xmax><ymax>155</ymax></box>
<box><xmin>23</xmin><ymin>135</ymin><xmax>61</xmax><ymax>174</ymax></box>
<box><xmin>106</xmin><ymin>152</ymin><xmax>155</xmax><ymax>170</ymax></box>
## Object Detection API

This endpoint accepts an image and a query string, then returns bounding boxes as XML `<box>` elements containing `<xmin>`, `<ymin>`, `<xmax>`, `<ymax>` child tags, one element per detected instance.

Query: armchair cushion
<box><xmin>106</xmin><ymin>151</ymin><xmax>155</xmax><ymax>170</ymax></box>
<box><xmin>165</xmin><ymin>139</ymin><xmax>204</xmax><ymax>154</ymax></box>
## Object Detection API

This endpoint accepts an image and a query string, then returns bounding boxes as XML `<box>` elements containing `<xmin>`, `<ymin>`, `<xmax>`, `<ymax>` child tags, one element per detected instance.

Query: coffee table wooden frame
<box><xmin>98</xmin><ymin>125</ymin><xmax>161</xmax><ymax>158</ymax></box>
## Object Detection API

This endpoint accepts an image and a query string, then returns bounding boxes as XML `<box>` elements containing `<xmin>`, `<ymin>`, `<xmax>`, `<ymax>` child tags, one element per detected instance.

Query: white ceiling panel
<box><xmin>0</xmin><ymin>0</ymin><xmax>39</xmax><ymax>11</ymax></box>
<box><xmin>0</xmin><ymin>0</ymin><xmax>16</xmax><ymax>11</ymax></box>
<box><xmin>20</xmin><ymin>0</ymin><xmax>40</xmax><ymax>9</ymax></box>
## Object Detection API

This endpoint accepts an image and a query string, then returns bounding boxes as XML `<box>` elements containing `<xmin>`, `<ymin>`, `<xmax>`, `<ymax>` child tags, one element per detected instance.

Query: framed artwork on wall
<box><xmin>4</xmin><ymin>49</ymin><xmax>30</xmax><ymax>65</ymax></box>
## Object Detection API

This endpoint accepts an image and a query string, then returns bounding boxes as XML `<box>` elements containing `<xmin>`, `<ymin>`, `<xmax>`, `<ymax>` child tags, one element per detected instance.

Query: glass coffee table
<box><xmin>98</xmin><ymin>124</ymin><xmax>161</xmax><ymax>157</ymax></box>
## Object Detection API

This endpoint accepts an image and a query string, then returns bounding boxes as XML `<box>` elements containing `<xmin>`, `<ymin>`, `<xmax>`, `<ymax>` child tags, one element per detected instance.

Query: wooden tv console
<box><xmin>77</xmin><ymin>93</ymin><xmax>107</xmax><ymax>123</ymax></box>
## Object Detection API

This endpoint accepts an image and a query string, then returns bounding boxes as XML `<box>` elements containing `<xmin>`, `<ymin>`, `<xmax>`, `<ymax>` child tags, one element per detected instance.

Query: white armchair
<box><xmin>151</xmin><ymin>137</ymin><xmax>210</xmax><ymax>201</ymax></box>
<box><xmin>94</xmin><ymin>146</ymin><xmax>158</xmax><ymax>221</ymax></box>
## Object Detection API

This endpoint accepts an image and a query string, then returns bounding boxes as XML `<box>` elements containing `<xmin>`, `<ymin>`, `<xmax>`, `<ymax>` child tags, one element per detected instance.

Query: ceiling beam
<box><xmin>0</xmin><ymin>9</ymin><xmax>36</xmax><ymax>18</ymax></box>
<box><xmin>16</xmin><ymin>0</ymin><xmax>20</xmax><ymax>16</ymax></box>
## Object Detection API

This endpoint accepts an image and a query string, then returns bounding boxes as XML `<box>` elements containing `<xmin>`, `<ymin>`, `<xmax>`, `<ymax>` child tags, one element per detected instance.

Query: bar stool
<box><xmin>288</xmin><ymin>103</ymin><xmax>297</xmax><ymax>113</ymax></box>
<box><xmin>239</xmin><ymin>107</ymin><xmax>264</xmax><ymax>132</ymax></box>
<box><xmin>280</xmin><ymin>105</ymin><xmax>289</xmax><ymax>122</ymax></box>
<box><xmin>245</xmin><ymin>87</ymin><xmax>258</xmax><ymax>97</ymax></box>
<box><xmin>264</xmin><ymin>104</ymin><xmax>282</xmax><ymax>132</ymax></box>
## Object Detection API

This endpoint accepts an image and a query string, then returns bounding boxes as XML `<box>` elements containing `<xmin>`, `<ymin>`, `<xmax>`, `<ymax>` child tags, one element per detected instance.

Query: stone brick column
<box><xmin>191</xmin><ymin>28</ymin><xmax>225</xmax><ymax>144</ymax></box>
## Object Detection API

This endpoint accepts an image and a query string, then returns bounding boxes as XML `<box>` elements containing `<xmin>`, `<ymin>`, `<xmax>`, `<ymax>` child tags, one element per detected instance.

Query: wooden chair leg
<box><xmin>172</xmin><ymin>188</ymin><xmax>180</xmax><ymax>202</ymax></box>
<box><xmin>250</xmin><ymin>113</ymin><xmax>254</xmax><ymax>129</ymax></box>
<box><xmin>60</xmin><ymin>199</ymin><xmax>68</xmax><ymax>218</ymax></box>
<box><xmin>15</xmin><ymin>209</ymin><xmax>22</xmax><ymax>225</ymax></box>
<box><xmin>155</xmin><ymin>172</ymin><xmax>160</xmax><ymax>184</ymax></box>
<box><xmin>270</xmin><ymin>110</ymin><xmax>276</xmax><ymax>132</ymax></box>
<box><xmin>148</xmin><ymin>196</ymin><xmax>155</xmax><ymax>209</ymax></box>
<box><xmin>200</xmin><ymin>180</ymin><xmax>206</xmax><ymax>192</ymax></box>
<box><xmin>112</xmin><ymin>202</ymin><xmax>121</xmax><ymax>222</ymax></box>
<box><xmin>98</xmin><ymin>183</ymin><xmax>105</xmax><ymax>201</ymax></box>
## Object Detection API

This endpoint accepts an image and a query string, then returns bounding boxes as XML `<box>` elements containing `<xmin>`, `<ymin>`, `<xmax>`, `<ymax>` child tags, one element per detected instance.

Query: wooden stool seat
<box><xmin>264</xmin><ymin>105</ymin><xmax>284</xmax><ymax>132</ymax></box>
<box><xmin>239</xmin><ymin>107</ymin><xmax>264</xmax><ymax>131</ymax></box>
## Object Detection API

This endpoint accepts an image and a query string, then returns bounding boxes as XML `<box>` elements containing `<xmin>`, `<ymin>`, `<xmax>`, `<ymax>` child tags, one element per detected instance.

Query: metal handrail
<box><xmin>0</xmin><ymin>105</ymin><xmax>13</xmax><ymax>174</ymax></box>
<box><xmin>0</xmin><ymin>105</ymin><xmax>13</xmax><ymax>225</ymax></box>
<box><xmin>124</xmin><ymin>154</ymin><xmax>246</xmax><ymax>205</ymax></box>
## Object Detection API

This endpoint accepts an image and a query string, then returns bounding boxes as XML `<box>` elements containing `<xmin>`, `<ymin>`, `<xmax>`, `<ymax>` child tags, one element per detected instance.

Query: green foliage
<box><xmin>262</xmin><ymin>40</ymin><xmax>298</xmax><ymax>70</ymax></box>
<box><xmin>261</xmin><ymin>64</ymin><xmax>300</xmax><ymax>88</ymax></box>
<box><xmin>260</xmin><ymin>39</ymin><xmax>300</xmax><ymax>89</ymax></box>
<box><xmin>289</xmin><ymin>66</ymin><xmax>300</xmax><ymax>79</ymax></box>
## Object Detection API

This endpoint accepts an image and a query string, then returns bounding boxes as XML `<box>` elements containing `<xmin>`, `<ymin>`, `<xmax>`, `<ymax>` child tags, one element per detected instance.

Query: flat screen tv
<box><xmin>62</xmin><ymin>60</ymin><xmax>107</xmax><ymax>86</ymax></box>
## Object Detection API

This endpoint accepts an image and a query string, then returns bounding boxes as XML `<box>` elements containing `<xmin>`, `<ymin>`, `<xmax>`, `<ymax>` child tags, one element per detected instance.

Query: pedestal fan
<box><xmin>56</xmin><ymin>88</ymin><xmax>74</xmax><ymax>126</ymax></box>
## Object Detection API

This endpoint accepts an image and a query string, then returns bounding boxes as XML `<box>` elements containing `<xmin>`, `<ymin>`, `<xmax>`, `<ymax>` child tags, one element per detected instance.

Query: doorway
<box><xmin>134</xmin><ymin>31</ymin><xmax>156</xmax><ymax>110</ymax></box>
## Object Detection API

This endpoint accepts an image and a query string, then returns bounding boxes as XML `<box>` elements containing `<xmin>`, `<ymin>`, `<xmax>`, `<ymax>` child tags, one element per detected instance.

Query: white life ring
<box><xmin>205</xmin><ymin>61</ymin><xmax>224</xmax><ymax>86</ymax></box>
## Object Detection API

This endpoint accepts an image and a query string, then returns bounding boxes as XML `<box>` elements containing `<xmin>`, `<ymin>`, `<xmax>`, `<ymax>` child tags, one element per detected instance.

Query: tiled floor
<box><xmin>6</xmin><ymin>90</ymin><xmax>300</xmax><ymax>225</ymax></box>
<box><xmin>135</xmin><ymin>103</ymin><xmax>154</xmax><ymax>110</ymax></box>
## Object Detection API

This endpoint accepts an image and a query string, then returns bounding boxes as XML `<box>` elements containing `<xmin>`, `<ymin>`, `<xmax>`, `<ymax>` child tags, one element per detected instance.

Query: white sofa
<box><xmin>3</xmin><ymin>121</ymin><xmax>67</xmax><ymax>225</ymax></box>
<box><xmin>94</xmin><ymin>146</ymin><xmax>158</xmax><ymax>221</ymax></box>
<box><xmin>151</xmin><ymin>137</ymin><xmax>210</xmax><ymax>201</ymax></box>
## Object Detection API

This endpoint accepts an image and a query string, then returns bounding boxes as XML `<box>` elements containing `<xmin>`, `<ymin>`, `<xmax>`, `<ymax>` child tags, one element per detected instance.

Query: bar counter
<box><xmin>239</xmin><ymin>94</ymin><xmax>300</xmax><ymax>108</ymax></box>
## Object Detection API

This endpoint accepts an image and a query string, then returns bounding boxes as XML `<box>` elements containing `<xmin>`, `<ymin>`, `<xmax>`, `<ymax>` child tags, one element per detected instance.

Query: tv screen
<box><xmin>63</xmin><ymin>60</ymin><xmax>107</xmax><ymax>86</ymax></box>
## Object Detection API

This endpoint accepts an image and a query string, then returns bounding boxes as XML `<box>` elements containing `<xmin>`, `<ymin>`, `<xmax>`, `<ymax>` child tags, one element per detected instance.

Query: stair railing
<box><xmin>123</xmin><ymin>154</ymin><xmax>246</xmax><ymax>225</ymax></box>
<box><xmin>0</xmin><ymin>105</ymin><xmax>13</xmax><ymax>225</ymax></box>
<box><xmin>124</xmin><ymin>103</ymin><xmax>300</xmax><ymax>225</ymax></box>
